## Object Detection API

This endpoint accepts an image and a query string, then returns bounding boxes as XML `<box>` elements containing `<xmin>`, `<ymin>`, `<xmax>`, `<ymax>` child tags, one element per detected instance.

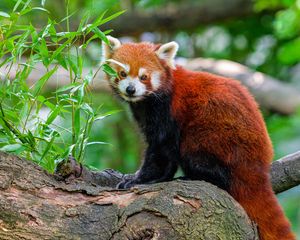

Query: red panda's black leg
<box><xmin>117</xmin><ymin>93</ymin><xmax>180</xmax><ymax>189</ymax></box>
<box><xmin>117</xmin><ymin>145</ymin><xmax>178</xmax><ymax>189</ymax></box>
<box><xmin>181</xmin><ymin>151</ymin><xmax>231</xmax><ymax>191</ymax></box>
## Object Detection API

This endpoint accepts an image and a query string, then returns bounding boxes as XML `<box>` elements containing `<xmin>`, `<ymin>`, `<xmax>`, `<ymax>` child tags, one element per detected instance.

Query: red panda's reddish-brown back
<box><xmin>171</xmin><ymin>66</ymin><xmax>273</xmax><ymax>164</ymax></box>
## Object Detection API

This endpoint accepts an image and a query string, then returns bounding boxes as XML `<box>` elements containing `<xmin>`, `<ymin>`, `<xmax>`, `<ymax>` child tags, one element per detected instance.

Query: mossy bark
<box><xmin>0</xmin><ymin>152</ymin><xmax>259</xmax><ymax>239</ymax></box>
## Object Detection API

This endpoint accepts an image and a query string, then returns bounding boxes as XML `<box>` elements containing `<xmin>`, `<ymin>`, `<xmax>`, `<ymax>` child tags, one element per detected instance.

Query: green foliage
<box><xmin>0</xmin><ymin>0</ymin><xmax>122</xmax><ymax>172</ymax></box>
<box><xmin>255</xmin><ymin>0</ymin><xmax>300</xmax><ymax>65</ymax></box>
<box><xmin>266</xmin><ymin>109</ymin><xmax>300</xmax><ymax>159</ymax></box>
<box><xmin>277</xmin><ymin>37</ymin><xmax>300</xmax><ymax>64</ymax></box>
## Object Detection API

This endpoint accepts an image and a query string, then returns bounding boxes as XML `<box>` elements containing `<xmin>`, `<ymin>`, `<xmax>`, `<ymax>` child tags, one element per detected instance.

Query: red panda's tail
<box><xmin>231</xmin><ymin>178</ymin><xmax>295</xmax><ymax>240</ymax></box>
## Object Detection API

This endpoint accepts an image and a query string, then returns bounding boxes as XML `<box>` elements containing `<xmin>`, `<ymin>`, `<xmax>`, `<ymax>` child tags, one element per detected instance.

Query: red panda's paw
<box><xmin>116</xmin><ymin>178</ymin><xmax>139</xmax><ymax>189</ymax></box>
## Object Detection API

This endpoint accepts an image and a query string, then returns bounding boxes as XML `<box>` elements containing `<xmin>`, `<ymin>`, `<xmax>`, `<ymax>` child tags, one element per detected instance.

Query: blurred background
<box><xmin>0</xmin><ymin>0</ymin><xmax>299</xmax><ymax>236</ymax></box>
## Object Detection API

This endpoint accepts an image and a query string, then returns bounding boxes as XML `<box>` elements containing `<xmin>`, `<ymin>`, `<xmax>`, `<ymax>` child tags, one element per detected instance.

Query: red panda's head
<box><xmin>102</xmin><ymin>36</ymin><xmax>178</xmax><ymax>102</ymax></box>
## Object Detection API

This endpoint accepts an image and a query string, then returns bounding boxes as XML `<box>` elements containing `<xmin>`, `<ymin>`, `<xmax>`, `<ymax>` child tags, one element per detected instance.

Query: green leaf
<box><xmin>45</xmin><ymin>106</ymin><xmax>61</xmax><ymax>125</ymax></box>
<box><xmin>26</xmin><ymin>130</ymin><xmax>36</xmax><ymax>148</ymax></box>
<box><xmin>86</xmin><ymin>141</ymin><xmax>108</xmax><ymax>146</ymax></box>
<box><xmin>102</xmin><ymin>64</ymin><xmax>118</xmax><ymax>77</ymax></box>
<box><xmin>55</xmin><ymin>54</ymin><xmax>68</xmax><ymax>69</ymax></box>
<box><xmin>40</xmin><ymin>132</ymin><xmax>57</xmax><ymax>161</ymax></box>
<box><xmin>277</xmin><ymin>38</ymin><xmax>300</xmax><ymax>64</ymax></box>
<box><xmin>32</xmin><ymin>7</ymin><xmax>49</xmax><ymax>13</ymax></box>
<box><xmin>21</xmin><ymin>0</ymin><xmax>32</xmax><ymax>12</ymax></box>
<box><xmin>38</xmin><ymin>38</ymin><xmax>49</xmax><ymax>66</ymax></box>
<box><xmin>0</xmin><ymin>11</ymin><xmax>10</xmax><ymax>18</ymax></box>
<box><xmin>89</xmin><ymin>10</ymin><xmax>107</xmax><ymax>29</ymax></box>
<box><xmin>74</xmin><ymin>108</ymin><xmax>81</xmax><ymax>139</ymax></box>
<box><xmin>59</xmin><ymin>11</ymin><xmax>77</xmax><ymax>24</ymax></box>
<box><xmin>48</xmin><ymin>20</ymin><xmax>57</xmax><ymax>42</ymax></box>
<box><xmin>13</xmin><ymin>0</ymin><xmax>23</xmax><ymax>12</ymax></box>
<box><xmin>60</xmin><ymin>144</ymin><xmax>76</xmax><ymax>159</ymax></box>
<box><xmin>99</xmin><ymin>10</ymin><xmax>125</xmax><ymax>25</ymax></box>
<box><xmin>84</xmin><ymin>70</ymin><xmax>93</xmax><ymax>84</ymax></box>
<box><xmin>92</xmin><ymin>27</ymin><xmax>109</xmax><ymax>45</ymax></box>
<box><xmin>77</xmin><ymin>85</ymin><xmax>85</xmax><ymax>104</ymax></box>
<box><xmin>94</xmin><ymin>110</ymin><xmax>121</xmax><ymax>121</ymax></box>
<box><xmin>274</xmin><ymin>9</ymin><xmax>300</xmax><ymax>39</ymax></box>
<box><xmin>81</xmin><ymin>34</ymin><xmax>98</xmax><ymax>48</ymax></box>
<box><xmin>0</xmin><ymin>143</ymin><xmax>25</xmax><ymax>152</ymax></box>
<box><xmin>50</xmin><ymin>36</ymin><xmax>74</xmax><ymax>63</ymax></box>
<box><xmin>67</xmin><ymin>56</ymin><xmax>78</xmax><ymax>76</ymax></box>
<box><xmin>37</xmin><ymin>95</ymin><xmax>56</xmax><ymax>110</ymax></box>
<box><xmin>32</xmin><ymin>66</ymin><xmax>58</xmax><ymax>96</ymax></box>
<box><xmin>56</xmin><ymin>82</ymin><xmax>81</xmax><ymax>93</ymax></box>
<box><xmin>81</xmin><ymin>103</ymin><xmax>94</xmax><ymax>115</ymax></box>
<box><xmin>30</xmin><ymin>25</ymin><xmax>39</xmax><ymax>43</ymax></box>
<box><xmin>77</xmin><ymin>12</ymin><xmax>91</xmax><ymax>32</ymax></box>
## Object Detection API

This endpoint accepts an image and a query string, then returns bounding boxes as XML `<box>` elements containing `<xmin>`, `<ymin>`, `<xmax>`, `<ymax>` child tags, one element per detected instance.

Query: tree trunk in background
<box><xmin>103</xmin><ymin>0</ymin><xmax>253</xmax><ymax>35</ymax></box>
<box><xmin>0</xmin><ymin>152</ymin><xmax>258</xmax><ymax>240</ymax></box>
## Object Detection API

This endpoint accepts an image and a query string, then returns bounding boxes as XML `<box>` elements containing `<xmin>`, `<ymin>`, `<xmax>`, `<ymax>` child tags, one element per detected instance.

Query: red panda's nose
<box><xmin>126</xmin><ymin>85</ymin><xmax>136</xmax><ymax>96</ymax></box>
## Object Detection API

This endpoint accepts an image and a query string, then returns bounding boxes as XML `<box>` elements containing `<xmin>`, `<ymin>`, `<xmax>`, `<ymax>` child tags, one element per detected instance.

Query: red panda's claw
<box><xmin>116</xmin><ymin>179</ymin><xmax>138</xmax><ymax>189</ymax></box>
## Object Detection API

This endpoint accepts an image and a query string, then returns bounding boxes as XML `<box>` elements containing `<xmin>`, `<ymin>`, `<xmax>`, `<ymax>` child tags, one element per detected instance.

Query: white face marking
<box><xmin>106</xmin><ymin>59</ymin><xmax>129</xmax><ymax>72</ymax></box>
<box><xmin>138</xmin><ymin>68</ymin><xmax>147</xmax><ymax>77</ymax></box>
<box><xmin>118</xmin><ymin>77</ymin><xmax>147</xmax><ymax>102</ymax></box>
<box><xmin>123</xmin><ymin>64</ymin><xmax>130</xmax><ymax>73</ymax></box>
<box><xmin>150</xmin><ymin>71</ymin><xmax>161</xmax><ymax>90</ymax></box>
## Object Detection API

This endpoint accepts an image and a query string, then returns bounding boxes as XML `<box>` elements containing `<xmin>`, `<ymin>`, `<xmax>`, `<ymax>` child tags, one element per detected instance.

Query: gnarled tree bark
<box><xmin>0</xmin><ymin>151</ymin><xmax>300</xmax><ymax>239</ymax></box>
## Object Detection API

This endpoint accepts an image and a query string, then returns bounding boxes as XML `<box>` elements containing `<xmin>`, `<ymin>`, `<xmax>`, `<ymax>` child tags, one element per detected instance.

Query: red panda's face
<box><xmin>102</xmin><ymin>37</ymin><xmax>178</xmax><ymax>102</ymax></box>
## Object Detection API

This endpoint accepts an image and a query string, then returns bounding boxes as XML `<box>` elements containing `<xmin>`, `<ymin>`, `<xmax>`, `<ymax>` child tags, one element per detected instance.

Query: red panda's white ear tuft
<box><xmin>101</xmin><ymin>36</ymin><xmax>121</xmax><ymax>63</ymax></box>
<box><xmin>155</xmin><ymin>41</ymin><xmax>179</xmax><ymax>69</ymax></box>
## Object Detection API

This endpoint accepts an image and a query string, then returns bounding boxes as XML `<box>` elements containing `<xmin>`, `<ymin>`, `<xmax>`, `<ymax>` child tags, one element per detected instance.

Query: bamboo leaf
<box><xmin>92</xmin><ymin>27</ymin><xmax>109</xmax><ymax>45</ymax></box>
<box><xmin>99</xmin><ymin>10</ymin><xmax>125</xmax><ymax>25</ymax></box>
<box><xmin>0</xmin><ymin>143</ymin><xmax>25</xmax><ymax>152</ymax></box>
<box><xmin>45</xmin><ymin>106</ymin><xmax>61</xmax><ymax>125</ymax></box>
<box><xmin>0</xmin><ymin>11</ymin><xmax>10</xmax><ymax>18</ymax></box>
<box><xmin>13</xmin><ymin>0</ymin><xmax>23</xmax><ymax>12</ymax></box>
<box><xmin>102</xmin><ymin>64</ymin><xmax>118</xmax><ymax>77</ymax></box>
<box><xmin>56</xmin><ymin>82</ymin><xmax>81</xmax><ymax>93</ymax></box>
<box><xmin>86</xmin><ymin>141</ymin><xmax>108</xmax><ymax>146</ymax></box>
<box><xmin>74</xmin><ymin>108</ymin><xmax>81</xmax><ymax>140</ymax></box>
<box><xmin>32</xmin><ymin>66</ymin><xmax>58</xmax><ymax>97</ymax></box>
<box><xmin>94</xmin><ymin>110</ymin><xmax>121</xmax><ymax>121</ymax></box>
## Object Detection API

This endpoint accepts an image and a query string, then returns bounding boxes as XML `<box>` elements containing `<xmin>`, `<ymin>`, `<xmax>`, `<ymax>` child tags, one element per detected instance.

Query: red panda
<box><xmin>102</xmin><ymin>36</ymin><xmax>295</xmax><ymax>240</ymax></box>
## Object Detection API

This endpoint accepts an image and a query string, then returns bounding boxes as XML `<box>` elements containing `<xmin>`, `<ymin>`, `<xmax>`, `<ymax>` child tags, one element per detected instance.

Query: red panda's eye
<box><xmin>140</xmin><ymin>74</ymin><xmax>147</xmax><ymax>81</ymax></box>
<box><xmin>119</xmin><ymin>71</ymin><xmax>127</xmax><ymax>78</ymax></box>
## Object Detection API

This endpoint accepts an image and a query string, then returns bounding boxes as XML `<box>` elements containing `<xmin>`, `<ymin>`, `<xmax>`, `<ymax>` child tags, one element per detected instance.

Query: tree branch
<box><xmin>54</xmin><ymin>151</ymin><xmax>300</xmax><ymax>194</ymax></box>
<box><xmin>0</xmin><ymin>149</ymin><xmax>299</xmax><ymax>238</ymax></box>
<box><xmin>0</xmin><ymin>152</ymin><xmax>258</xmax><ymax>239</ymax></box>
<box><xmin>271</xmin><ymin>151</ymin><xmax>300</xmax><ymax>193</ymax></box>
<box><xmin>103</xmin><ymin>0</ymin><xmax>253</xmax><ymax>35</ymax></box>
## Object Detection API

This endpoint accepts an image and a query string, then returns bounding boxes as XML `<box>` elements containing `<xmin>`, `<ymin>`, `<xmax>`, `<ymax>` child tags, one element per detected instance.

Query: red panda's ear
<box><xmin>101</xmin><ymin>36</ymin><xmax>121</xmax><ymax>63</ymax></box>
<box><xmin>155</xmin><ymin>41</ymin><xmax>179</xmax><ymax>69</ymax></box>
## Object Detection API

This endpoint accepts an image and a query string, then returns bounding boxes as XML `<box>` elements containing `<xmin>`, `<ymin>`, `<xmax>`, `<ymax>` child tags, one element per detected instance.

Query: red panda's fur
<box><xmin>104</xmin><ymin>40</ymin><xmax>295</xmax><ymax>240</ymax></box>
<box><xmin>172</xmin><ymin>66</ymin><xmax>294</xmax><ymax>240</ymax></box>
